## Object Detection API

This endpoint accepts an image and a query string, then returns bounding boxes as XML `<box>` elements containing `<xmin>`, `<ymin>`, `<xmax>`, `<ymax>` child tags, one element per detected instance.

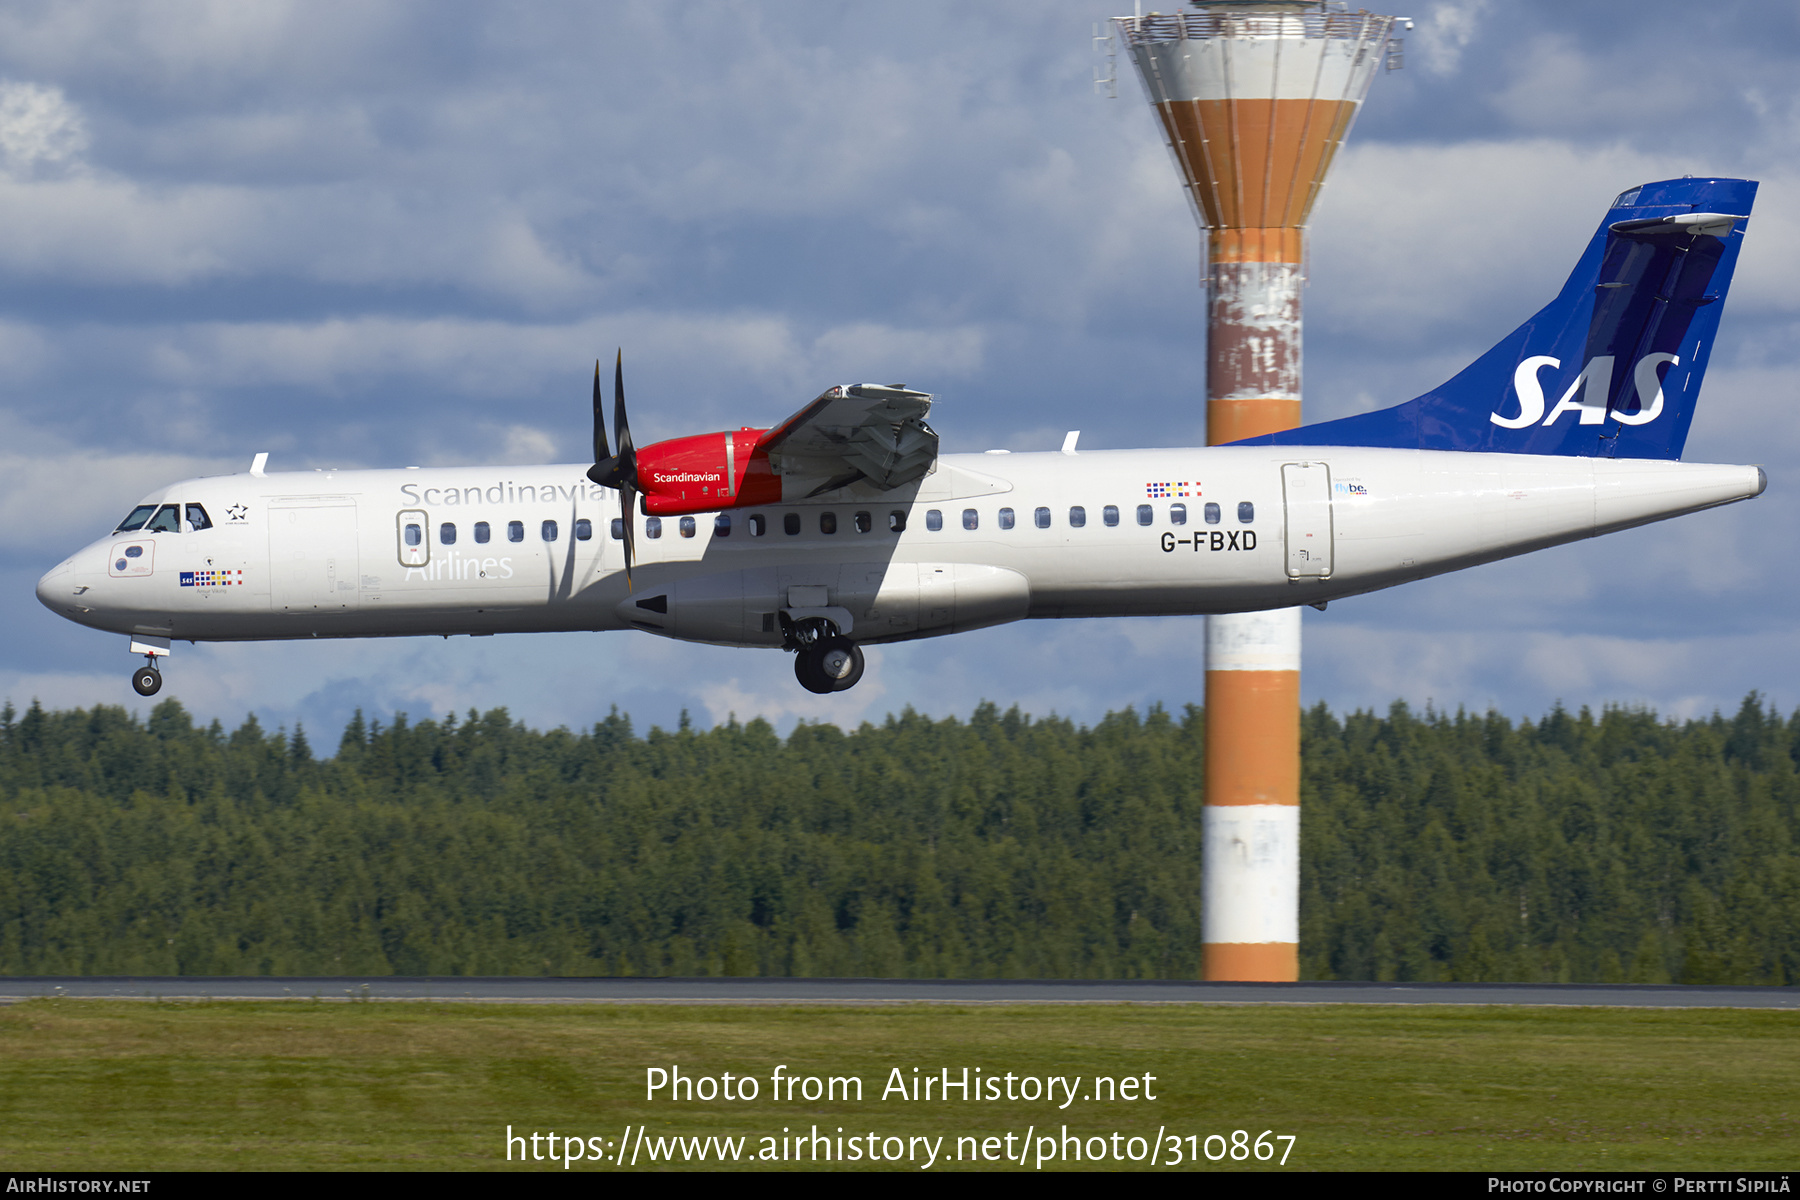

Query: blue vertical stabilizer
<box><xmin>1242</xmin><ymin>177</ymin><xmax>1757</xmax><ymax>460</ymax></box>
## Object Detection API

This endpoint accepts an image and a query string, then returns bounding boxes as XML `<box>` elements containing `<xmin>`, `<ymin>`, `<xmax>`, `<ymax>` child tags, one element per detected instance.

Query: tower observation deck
<box><xmin>1117</xmin><ymin>2</ymin><xmax>1397</xmax><ymax>440</ymax></box>
<box><xmin>1118</xmin><ymin>4</ymin><xmax>1395</xmax><ymax>264</ymax></box>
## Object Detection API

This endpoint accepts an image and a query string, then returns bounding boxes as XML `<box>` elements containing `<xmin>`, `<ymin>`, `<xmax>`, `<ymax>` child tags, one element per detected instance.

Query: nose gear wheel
<box><xmin>131</xmin><ymin>662</ymin><xmax>163</xmax><ymax>696</ymax></box>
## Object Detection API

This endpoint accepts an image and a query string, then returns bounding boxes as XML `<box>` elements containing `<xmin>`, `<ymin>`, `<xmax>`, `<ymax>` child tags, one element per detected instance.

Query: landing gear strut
<box><xmin>131</xmin><ymin>658</ymin><xmax>163</xmax><ymax>697</ymax></box>
<box><xmin>794</xmin><ymin>635</ymin><xmax>864</xmax><ymax>694</ymax></box>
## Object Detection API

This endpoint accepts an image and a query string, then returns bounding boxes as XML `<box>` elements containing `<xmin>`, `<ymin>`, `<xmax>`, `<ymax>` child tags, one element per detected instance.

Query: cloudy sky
<box><xmin>2</xmin><ymin>0</ymin><xmax>1796</xmax><ymax>740</ymax></box>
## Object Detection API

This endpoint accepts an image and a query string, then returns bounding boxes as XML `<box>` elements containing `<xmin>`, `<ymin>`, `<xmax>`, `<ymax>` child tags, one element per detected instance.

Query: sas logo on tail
<box><xmin>1490</xmin><ymin>353</ymin><xmax>1679</xmax><ymax>429</ymax></box>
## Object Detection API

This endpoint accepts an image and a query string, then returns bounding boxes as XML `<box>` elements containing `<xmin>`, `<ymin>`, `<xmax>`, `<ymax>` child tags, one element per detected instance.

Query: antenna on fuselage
<box><xmin>249</xmin><ymin>452</ymin><xmax>268</xmax><ymax>476</ymax></box>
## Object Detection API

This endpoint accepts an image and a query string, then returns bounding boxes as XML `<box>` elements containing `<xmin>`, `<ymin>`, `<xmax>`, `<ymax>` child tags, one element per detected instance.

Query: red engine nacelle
<box><xmin>635</xmin><ymin>427</ymin><xmax>782</xmax><ymax>516</ymax></box>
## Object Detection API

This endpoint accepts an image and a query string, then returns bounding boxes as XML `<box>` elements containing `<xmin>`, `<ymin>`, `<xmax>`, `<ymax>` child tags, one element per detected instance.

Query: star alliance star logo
<box><xmin>226</xmin><ymin>504</ymin><xmax>248</xmax><ymax>523</ymax></box>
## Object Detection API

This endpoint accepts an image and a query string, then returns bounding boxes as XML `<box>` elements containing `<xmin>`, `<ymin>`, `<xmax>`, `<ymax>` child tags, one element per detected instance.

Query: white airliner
<box><xmin>37</xmin><ymin>178</ymin><xmax>1766</xmax><ymax>697</ymax></box>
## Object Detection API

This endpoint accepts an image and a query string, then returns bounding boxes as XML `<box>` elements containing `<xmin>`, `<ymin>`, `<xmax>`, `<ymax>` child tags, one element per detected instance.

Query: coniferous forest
<box><xmin>0</xmin><ymin>695</ymin><xmax>1795</xmax><ymax>983</ymax></box>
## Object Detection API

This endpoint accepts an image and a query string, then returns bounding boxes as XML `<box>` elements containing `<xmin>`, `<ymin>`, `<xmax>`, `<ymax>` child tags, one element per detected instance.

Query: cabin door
<box><xmin>270</xmin><ymin>499</ymin><xmax>362</xmax><ymax>612</ymax></box>
<box><xmin>1281</xmin><ymin>462</ymin><xmax>1333</xmax><ymax>579</ymax></box>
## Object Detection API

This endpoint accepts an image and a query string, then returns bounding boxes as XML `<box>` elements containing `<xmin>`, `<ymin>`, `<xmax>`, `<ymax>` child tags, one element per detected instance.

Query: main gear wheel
<box><xmin>794</xmin><ymin>637</ymin><xmax>864</xmax><ymax>694</ymax></box>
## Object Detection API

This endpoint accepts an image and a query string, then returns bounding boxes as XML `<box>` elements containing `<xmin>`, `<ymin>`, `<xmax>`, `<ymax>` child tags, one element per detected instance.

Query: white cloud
<box><xmin>809</xmin><ymin>323</ymin><xmax>984</xmax><ymax>382</ymax></box>
<box><xmin>1415</xmin><ymin>0</ymin><xmax>1492</xmax><ymax>78</ymax></box>
<box><xmin>1311</xmin><ymin>139</ymin><xmax>1800</xmax><ymax>350</ymax></box>
<box><xmin>121</xmin><ymin>311</ymin><xmax>985</xmax><ymax>449</ymax></box>
<box><xmin>0</xmin><ymin>175</ymin><xmax>257</xmax><ymax>283</ymax></box>
<box><xmin>0</xmin><ymin>79</ymin><xmax>86</xmax><ymax>177</ymax></box>
<box><xmin>0</xmin><ymin>1</ymin><xmax>1797</xmax><ymax>732</ymax></box>
<box><xmin>1488</xmin><ymin>34</ymin><xmax>1710</xmax><ymax>135</ymax></box>
<box><xmin>696</xmin><ymin>647</ymin><xmax>892</xmax><ymax>729</ymax></box>
<box><xmin>1304</xmin><ymin>619</ymin><xmax>1800</xmax><ymax>722</ymax></box>
<box><xmin>497</xmin><ymin>425</ymin><xmax>558</xmax><ymax>465</ymax></box>
<box><xmin>0</xmin><ymin>411</ymin><xmax>234</xmax><ymax>557</ymax></box>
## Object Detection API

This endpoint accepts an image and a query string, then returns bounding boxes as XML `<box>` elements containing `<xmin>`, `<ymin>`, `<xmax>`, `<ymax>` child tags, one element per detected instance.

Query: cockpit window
<box><xmin>145</xmin><ymin>505</ymin><xmax>182</xmax><ymax>533</ymax></box>
<box><xmin>185</xmin><ymin>504</ymin><xmax>213</xmax><ymax>531</ymax></box>
<box><xmin>116</xmin><ymin>505</ymin><xmax>157</xmax><ymax>532</ymax></box>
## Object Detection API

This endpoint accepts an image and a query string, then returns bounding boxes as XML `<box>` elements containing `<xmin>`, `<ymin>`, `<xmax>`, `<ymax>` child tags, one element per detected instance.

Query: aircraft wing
<box><xmin>756</xmin><ymin>383</ymin><xmax>938</xmax><ymax>493</ymax></box>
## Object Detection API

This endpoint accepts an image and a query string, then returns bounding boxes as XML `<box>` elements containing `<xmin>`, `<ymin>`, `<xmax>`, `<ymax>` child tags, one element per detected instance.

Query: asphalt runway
<box><xmin>1</xmin><ymin>977</ymin><xmax>1796</xmax><ymax>1007</ymax></box>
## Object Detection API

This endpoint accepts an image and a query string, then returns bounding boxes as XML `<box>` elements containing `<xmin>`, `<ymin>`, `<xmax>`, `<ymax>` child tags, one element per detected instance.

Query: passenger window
<box><xmin>888</xmin><ymin>510</ymin><xmax>907</xmax><ymax>533</ymax></box>
<box><xmin>1170</xmin><ymin>503</ymin><xmax>1187</xmax><ymax>526</ymax></box>
<box><xmin>750</xmin><ymin>513</ymin><xmax>766</xmax><ymax>537</ymax></box>
<box><xmin>404</xmin><ymin>523</ymin><xmax>422</xmax><ymax>547</ymax></box>
<box><xmin>646</xmin><ymin>517</ymin><xmax>662</xmax><ymax>540</ymax></box>
<box><xmin>963</xmin><ymin>508</ymin><xmax>979</xmax><ymax>530</ymax></box>
<box><xmin>819</xmin><ymin>511</ymin><xmax>837</xmax><ymax>535</ymax></box>
<box><xmin>184</xmin><ymin>504</ymin><xmax>213</xmax><ymax>531</ymax></box>
<box><xmin>116</xmin><ymin>504</ymin><xmax>157</xmax><ymax>532</ymax></box>
<box><xmin>1136</xmin><ymin>504</ymin><xmax>1153</xmax><ymax>526</ymax></box>
<box><xmin>508</xmin><ymin>520</ymin><xmax>524</xmax><ymax>543</ymax></box>
<box><xmin>1103</xmin><ymin>505</ymin><xmax>1120</xmax><ymax>527</ymax></box>
<box><xmin>783</xmin><ymin>513</ymin><xmax>801</xmax><ymax>536</ymax></box>
<box><xmin>1069</xmin><ymin>506</ymin><xmax>1086</xmax><ymax>528</ymax></box>
<box><xmin>926</xmin><ymin>509</ymin><xmax>943</xmax><ymax>532</ymax></box>
<box><xmin>715</xmin><ymin>513</ymin><xmax>732</xmax><ymax>537</ymax></box>
<box><xmin>1035</xmin><ymin>506</ymin><xmax>1051</xmax><ymax>529</ymax></box>
<box><xmin>1204</xmin><ymin>502</ymin><xmax>1221</xmax><ymax>525</ymax></box>
<box><xmin>610</xmin><ymin>518</ymin><xmax>624</xmax><ymax>540</ymax></box>
<box><xmin>854</xmin><ymin>510</ymin><xmax>872</xmax><ymax>534</ymax></box>
<box><xmin>440</xmin><ymin>522</ymin><xmax>457</xmax><ymax>545</ymax></box>
<box><xmin>541</xmin><ymin>519</ymin><xmax>559</xmax><ymax>542</ymax></box>
<box><xmin>146</xmin><ymin>505</ymin><xmax>181</xmax><ymax>533</ymax></box>
<box><xmin>679</xmin><ymin>516</ymin><xmax>696</xmax><ymax>538</ymax></box>
<box><xmin>475</xmin><ymin>521</ymin><xmax>491</xmax><ymax>544</ymax></box>
<box><xmin>1238</xmin><ymin>501</ymin><xmax>1255</xmax><ymax>524</ymax></box>
<box><xmin>576</xmin><ymin>518</ymin><xmax>592</xmax><ymax>541</ymax></box>
<box><xmin>999</xmin><ymin>507</ymin><xmax>1015</xmax><ymax>530</ymax></box>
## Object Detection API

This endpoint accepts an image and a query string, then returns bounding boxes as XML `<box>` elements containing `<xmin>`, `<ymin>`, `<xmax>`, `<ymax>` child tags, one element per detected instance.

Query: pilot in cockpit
<box><xmin>114</xmin><ymin>503</ymin><xmax>213</xmax><ymax>534</ymax></box>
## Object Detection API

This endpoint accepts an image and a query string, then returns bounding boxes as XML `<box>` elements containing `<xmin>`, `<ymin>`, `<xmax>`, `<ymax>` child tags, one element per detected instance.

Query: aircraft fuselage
<box><xmin>37</xmin><ymin>446</ymin><xmax>1764</xmax><ymax>655</ymax></box>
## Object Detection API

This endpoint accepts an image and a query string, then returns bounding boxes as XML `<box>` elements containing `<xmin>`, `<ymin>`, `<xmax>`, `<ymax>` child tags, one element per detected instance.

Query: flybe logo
<box><xmin>1490</xmin><ymin>353</ymin><xmax>1679</xmax><ymax>429</ymax></box>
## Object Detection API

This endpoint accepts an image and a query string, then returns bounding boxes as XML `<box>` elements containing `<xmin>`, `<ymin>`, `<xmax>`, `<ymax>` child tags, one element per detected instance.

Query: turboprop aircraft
<box><xmin>36</xmin><ymin>177</ymin><xmax>1766</xmax><ymax>697</ymax></box>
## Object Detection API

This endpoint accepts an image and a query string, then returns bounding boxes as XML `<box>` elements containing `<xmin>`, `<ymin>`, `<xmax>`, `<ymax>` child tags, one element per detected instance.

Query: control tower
<box><xmin>1113</xmin><ymin>0</ymin><xmax>1399</xmax><ymax>981</ymax></box>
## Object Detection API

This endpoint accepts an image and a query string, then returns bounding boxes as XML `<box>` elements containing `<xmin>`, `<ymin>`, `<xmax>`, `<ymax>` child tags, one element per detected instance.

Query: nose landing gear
<box><xmin>131</xmin><ymin>658</ymin><xmax>163</xmax><ymax>697</ymax></box>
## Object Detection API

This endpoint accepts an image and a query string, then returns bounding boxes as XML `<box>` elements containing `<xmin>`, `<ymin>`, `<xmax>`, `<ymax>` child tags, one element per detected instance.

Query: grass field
<box><xmin>0</xmin><ymin>999</ymin><xmax>1795</xmax><ymax>1172</ymax></box>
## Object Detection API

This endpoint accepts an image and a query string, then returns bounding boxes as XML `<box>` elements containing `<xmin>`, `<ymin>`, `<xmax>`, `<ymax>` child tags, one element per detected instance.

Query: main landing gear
<box><xmin>131</xmin><ymin>657</ymin><xmax>163</xmax><ymax>697</ymax></box>
<box><xmin>784</xmin><ymin>615</ymin><xmax>864</xmax><ymax>696</ymax></box>
<box><xmin>795</xmin><ymin>636</ymin><xmax>864</xmax><ymax>694</ymax></box>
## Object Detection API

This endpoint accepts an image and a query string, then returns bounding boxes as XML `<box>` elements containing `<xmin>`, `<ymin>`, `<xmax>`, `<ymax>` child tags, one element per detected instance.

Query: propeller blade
<box><xmin>613</xmin><ymin>349</ymin><xmax>636</xmax><ymax>489</ymax></box>
<box><xmin>612</xmin><ymin>350</ymin><xmax>638</xmax><ymax>586</ymax></box>
<box><xmin>591</xmin><ymin>359</ymin><xmax>611</xmax><ymax>465</ymax></box>
<box><xmin>619</xmin><ymin>482</ymin><xmax>637</xmax><ymax>588</ymax></box>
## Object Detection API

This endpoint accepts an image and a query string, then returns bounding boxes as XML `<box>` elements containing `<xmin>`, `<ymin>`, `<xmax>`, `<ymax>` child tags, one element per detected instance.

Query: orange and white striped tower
<box><xmin>1115</xmin><ymin>1</ymin><xmax>1398</xmax><ymax>981</ymax></box>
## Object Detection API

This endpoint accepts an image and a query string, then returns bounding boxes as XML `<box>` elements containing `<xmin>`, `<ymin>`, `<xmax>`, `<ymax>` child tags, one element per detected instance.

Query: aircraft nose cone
<box><xmin>36</xmin><ymin>561</ymin><xmax>72</xmax><ymax>612</ymax></box>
